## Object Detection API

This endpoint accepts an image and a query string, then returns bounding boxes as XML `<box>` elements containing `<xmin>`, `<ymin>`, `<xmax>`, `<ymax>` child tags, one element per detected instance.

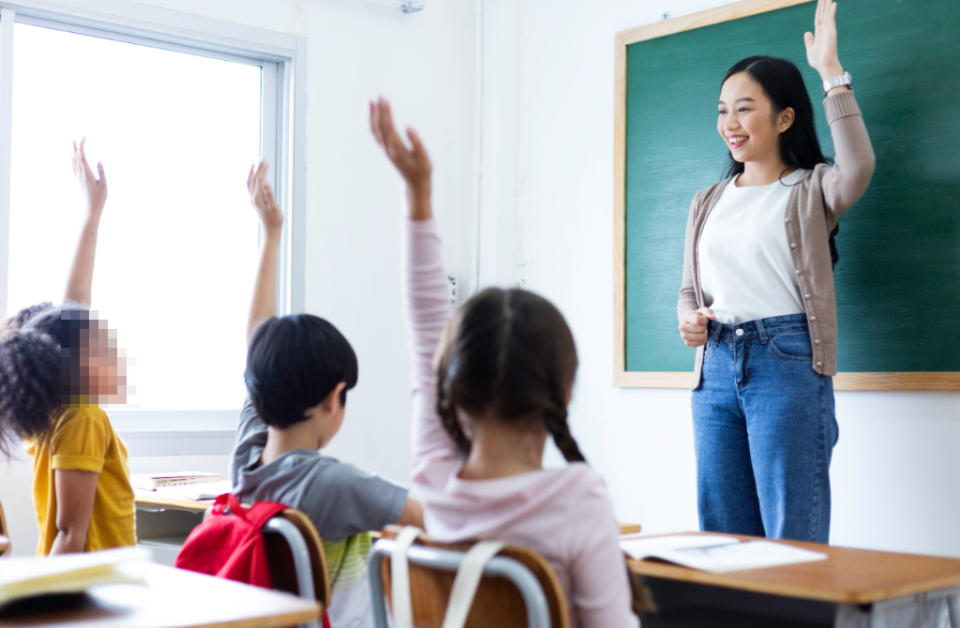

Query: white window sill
<box><xmin>117</xmin><ymin>427</ymin><xmax>237</xmax><ymax>456</ymax></box>
<box><xmin>111</xmin><ymin>410</ymin><xmax>238</xmax><ymax>456</ymax></box>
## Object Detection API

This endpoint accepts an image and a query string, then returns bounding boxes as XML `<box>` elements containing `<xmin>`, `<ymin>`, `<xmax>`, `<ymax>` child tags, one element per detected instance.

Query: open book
<box><xmin>130</xmin><ymin>472</ymin><xmax>222</xmax><ymax>490</ymax></box>
<box><xmin>0</xmin><ymin>547</ymin><xmax>150</xmax><ymax>607</ymax></box>
<box><xmin>620</xmin><ymin>534</ymin><xmax>827</xmax><ymax>573</ymax></box>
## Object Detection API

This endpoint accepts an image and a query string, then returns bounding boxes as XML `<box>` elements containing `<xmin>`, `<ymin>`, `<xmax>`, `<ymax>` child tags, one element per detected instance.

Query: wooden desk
<box><xmin>134</xmin><ymin>490</ymin><xmax>212</xmax><ymax>514</ymax></box>
<box><xmin>0</xmin><ymin>535</ymin><xmax>8</xmax><ymax>556</ymax></box>
<box><xmin>618</xmin><ymin>523</ymin><xmax>641</xmax><ymax>535</ymax></box>
<box><xmin>368</xmin><ymin>523</ymin><xmax>641</xmax><ymax>541</ymax></box>
<box><xmin>629</xmin><ymin>532</ymin><xmax>960</xmax><ymax>627</ymax></box>
<box><xmin>0</xmin><ymin>561</ymin><xmax>321</xmax><ymax>628</ymax></box>
<box><xmin>133</xmin><ymin>492</ymin><xmax>211</xmax><ymax>567</ymax></box>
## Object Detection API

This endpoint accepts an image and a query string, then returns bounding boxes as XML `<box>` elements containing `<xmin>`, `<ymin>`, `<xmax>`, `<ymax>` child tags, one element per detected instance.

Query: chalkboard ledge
<box><xmin>615</xmin><ymin>372</ymin><xmax>960</xmax><ymax>391</ymax></box>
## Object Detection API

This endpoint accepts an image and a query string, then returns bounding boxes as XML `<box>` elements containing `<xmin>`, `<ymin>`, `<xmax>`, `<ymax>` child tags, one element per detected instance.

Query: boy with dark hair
<box><xmin>231</xmin><ymin>161</ymin><xmax>423</xmax><ymax>628</ymax></box>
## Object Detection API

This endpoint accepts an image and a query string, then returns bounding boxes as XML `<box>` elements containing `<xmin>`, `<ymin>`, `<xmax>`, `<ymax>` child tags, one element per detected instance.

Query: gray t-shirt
<box><xmin>230</xmin><ymin>401</ymin><xmax>408</xmax><ymax>542</ymax></box>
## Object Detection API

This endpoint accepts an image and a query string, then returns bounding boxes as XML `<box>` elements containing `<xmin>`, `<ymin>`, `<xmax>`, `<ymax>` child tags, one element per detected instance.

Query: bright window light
<box><xmin>8</xmin><ymin>23</ymin><xmax>263</xmax><ymax>411</ymax></box>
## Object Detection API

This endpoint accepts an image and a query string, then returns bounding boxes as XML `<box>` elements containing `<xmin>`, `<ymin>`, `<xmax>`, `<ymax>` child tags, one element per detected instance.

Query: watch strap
<box><xmin>822</xmin><ymin>72</ymin><xmax>853</xmax><ymax>96</ymax></box>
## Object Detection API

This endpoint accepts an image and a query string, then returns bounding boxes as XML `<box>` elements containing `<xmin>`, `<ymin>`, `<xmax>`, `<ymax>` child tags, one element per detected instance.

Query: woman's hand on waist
<box><xmin>679</xmin><ymin>307</ymin><xmax>715</xmax><ymax>348</ymax></box>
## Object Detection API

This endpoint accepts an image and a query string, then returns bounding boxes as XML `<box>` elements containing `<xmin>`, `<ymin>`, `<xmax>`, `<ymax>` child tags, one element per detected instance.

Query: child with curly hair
<box><xmin>0</xmin><ymin>139</ymin><xmax>134</xmax><ymax>555</ymax></box>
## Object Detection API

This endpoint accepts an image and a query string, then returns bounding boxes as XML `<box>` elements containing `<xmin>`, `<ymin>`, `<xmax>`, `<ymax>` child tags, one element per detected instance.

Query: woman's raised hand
<box><xmin>804</xmin><ymin>0</ymin><xmax>844</xmax><ymax>81</ymax></box>
<box><xmin>370</xmin><ymin>96</ymin><xmax>433</xmax><ymax>221</ymax></box>
<box><xmin>247</xmin><ymin>160</ymin><xmax>283</xmax><ymax>236</ymax></box>
<box><xmin>72</xmin><ymin>138</ymin><xmax>107</xmax><ymax>220</ymax></box>
<box><xmin>679</xmin><ymin>307</ymin><xmax>716</xmax><ymax>348</ymax></box>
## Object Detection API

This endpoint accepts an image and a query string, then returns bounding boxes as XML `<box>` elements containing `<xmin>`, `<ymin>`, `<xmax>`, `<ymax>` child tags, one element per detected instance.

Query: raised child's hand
<box><xmin>72</xmin><ymin>138</ymin><xmax>107</xmax><ymax>219</ymax></box>
<box><xmin>247</xmin><ymin>160</ymin><xmax>283</xmax><ymax>236</ymax></box>
<box><xmin>370</xmin><ymin>97</ymin><xmax>432</xmax><ymax>195</ymax></box>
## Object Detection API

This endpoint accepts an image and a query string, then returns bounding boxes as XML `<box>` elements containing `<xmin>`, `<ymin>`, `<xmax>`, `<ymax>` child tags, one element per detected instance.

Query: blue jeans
<box><xmin>691</xmin><ymin>314</ymin><xmax>838</xmax><ymax>543</ymax></box>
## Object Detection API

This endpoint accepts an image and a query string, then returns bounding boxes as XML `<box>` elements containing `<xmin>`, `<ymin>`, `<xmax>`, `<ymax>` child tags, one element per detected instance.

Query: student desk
<box><xmin>0</xmin><ymin>561</ymin><xmax>321</xmax><ymax>628</ymax></box>
<box><xmin>134</xmin><ymin>490</ymin><xmax>212</xmax><ymax>514</ymax></box>
<box><xmin>629</xmin><ymin>532</ymin><xmax>960</xmax><ymax>628</ymax></box>
<box><xmin>134</xmin><ymin>491</ymin><xmax>212</xmax><ymax>566</ymax></box>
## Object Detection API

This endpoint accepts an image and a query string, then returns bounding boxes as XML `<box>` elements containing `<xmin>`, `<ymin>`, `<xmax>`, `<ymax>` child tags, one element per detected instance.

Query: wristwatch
<box><xmin>822</xmin><ymin>72</ymin><xmax>853</xmax><ymax>96</ymax></box>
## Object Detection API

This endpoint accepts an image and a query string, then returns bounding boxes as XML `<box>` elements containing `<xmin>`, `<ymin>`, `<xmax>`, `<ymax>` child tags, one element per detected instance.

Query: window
<box><xmin>0</xmin><ymin>6</ymin><xmax>305</xmax><ymax>444</ymax></box>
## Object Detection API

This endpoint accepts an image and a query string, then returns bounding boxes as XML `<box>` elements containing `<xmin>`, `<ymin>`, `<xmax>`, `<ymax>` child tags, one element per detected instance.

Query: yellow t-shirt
<box><xmin>24</xmin><ymin>404</ymin><xmax>136</xmax><ymax>555</ymax></box>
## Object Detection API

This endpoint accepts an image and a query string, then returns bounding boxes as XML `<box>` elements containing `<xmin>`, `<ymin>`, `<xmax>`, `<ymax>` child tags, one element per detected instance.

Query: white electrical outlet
<box><xmin>447</xmin><ymin>275</ymin><xmax>458</xmax><ymax>307</ymax></box>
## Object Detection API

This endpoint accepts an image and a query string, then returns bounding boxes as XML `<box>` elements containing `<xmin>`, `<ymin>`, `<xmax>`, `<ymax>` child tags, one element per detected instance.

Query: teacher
<box><xmin>677</xmin><ymin>0</ymin><xmax>874</xmax><ymax>543</ymax></box>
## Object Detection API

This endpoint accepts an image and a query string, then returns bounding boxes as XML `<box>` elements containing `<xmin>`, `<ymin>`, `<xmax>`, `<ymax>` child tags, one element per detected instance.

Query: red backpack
<box><xmin>175</xmin><ymin>493</ymin><xmax>286</xmax><ymax>589</ymax></box>
<box><xmin>176</xmin><ymin>493</ymin><xmax>332</xmax><ymax>628</ymax></box>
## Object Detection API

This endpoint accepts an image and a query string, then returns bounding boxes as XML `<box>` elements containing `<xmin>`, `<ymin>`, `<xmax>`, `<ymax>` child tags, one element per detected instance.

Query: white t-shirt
<box><xmin>698</xmin><ymin>169</ymin><xmax>809</xmax><ymax>325</ymax></box>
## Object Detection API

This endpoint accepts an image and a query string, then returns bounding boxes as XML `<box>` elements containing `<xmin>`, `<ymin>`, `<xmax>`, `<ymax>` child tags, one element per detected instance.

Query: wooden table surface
<box><xmin>0</xmin><ymin>561</ymin><xmax>321</xmax><ymax>628</ymax></box>
<box><xmin>136</xmin><ymin>492</ymin><xmax>644</xmax><ymax>537</ymax></box>
<box><xmin>627</xmin><ymin>532</ymin><xmax>960</xmax><ymax>605</ymax></box>
<box><xmin>134</xmin><ymin>490</ymin><xmax>213</xmax><ymax>514</ymax></box>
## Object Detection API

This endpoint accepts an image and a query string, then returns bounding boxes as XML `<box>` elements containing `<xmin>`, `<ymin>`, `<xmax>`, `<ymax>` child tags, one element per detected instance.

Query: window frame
<box><xmin>0</xmin><ymin>0</ymin><xmax>308</xmax><ymax>455</ymax></box>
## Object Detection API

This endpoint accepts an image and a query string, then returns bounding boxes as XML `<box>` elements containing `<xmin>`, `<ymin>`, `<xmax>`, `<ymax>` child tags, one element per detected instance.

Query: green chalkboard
<box><xmin>618</xmin><ymin>0</ymin><xmax>960</xmax><ymax>385</ymax></box>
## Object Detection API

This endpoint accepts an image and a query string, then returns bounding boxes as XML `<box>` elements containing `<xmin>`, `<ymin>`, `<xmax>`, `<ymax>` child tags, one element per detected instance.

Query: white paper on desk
<box><xmin>620</xmin><ymin>534</ymin><xmax>740</xmax><ymax>560</ymax></box>
<box><xmin>625</xmin><ymin>538</ymin><xmax>828</xmax><ymax>573</ymax></box>
<box><xmin>0</xmin><ymin>547</ymin><xmax>150</xmax><ymax>606</ymax></box>
<box><xmin>154</xmin><ymin>480</ymin><xmax>233</xmax><ymax>501</ymax></box>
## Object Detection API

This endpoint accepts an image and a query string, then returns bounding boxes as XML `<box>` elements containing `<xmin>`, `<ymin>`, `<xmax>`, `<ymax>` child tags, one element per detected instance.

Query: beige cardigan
<box><xmin>678</xmin><ymin>89</ymin><xmax>875</xmax><ymax>390</ymax></box>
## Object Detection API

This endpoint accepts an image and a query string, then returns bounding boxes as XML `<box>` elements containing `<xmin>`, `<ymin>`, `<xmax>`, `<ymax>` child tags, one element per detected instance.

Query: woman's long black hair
<box><xmin>435</xmin><ymin>288</ymin><xmax>586</xmax><ymax>464</ymax></box>
<box><xmin>721</xmin><ymin>56</ymin><xmax>840</xmax><ymax>267</ymax></box>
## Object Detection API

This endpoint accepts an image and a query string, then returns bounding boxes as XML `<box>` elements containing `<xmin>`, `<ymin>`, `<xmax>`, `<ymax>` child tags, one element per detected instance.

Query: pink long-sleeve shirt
<box><xmin>403</xmin><ymin>218</ymin><xmax>639</xmax><ymax>628</ymax></box>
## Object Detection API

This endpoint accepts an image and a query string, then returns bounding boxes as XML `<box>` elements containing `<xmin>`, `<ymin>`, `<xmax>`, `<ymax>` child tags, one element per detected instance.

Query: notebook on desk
<box><xmin>152</xmin><ymin>480</ymin><xmax>234</xmax><ymax>501</ymax></box>
<box><xmin>0</xmin><ymin>547</ymin><xmax>150</xmax><ymax>608</ymax></box>
<box><xmin>620</xmin><ymin>534</ymin><xmax>827</xmax><ymax>573</ymax></box>
<box><xmin>130</xmin><ymin>472</ymin><xmax>222</xmax><ymax>491</ymax></box>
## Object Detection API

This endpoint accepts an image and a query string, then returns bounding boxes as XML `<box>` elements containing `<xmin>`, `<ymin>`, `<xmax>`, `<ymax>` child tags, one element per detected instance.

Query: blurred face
<box><xmin>718</xmin><ymin>72</ymin><xmax>794</xmax><ymax>167</ymax></box>
<box><xmin>74</xmin><ymin>319</ymin><xmax>130</xmax><ymax>405</ymax></box>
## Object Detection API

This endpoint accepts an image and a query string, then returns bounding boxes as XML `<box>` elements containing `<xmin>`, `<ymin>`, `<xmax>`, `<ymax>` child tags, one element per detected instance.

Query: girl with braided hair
<box><xmin>0</xmin><ymin>139</ymin><xmax>134</xmax><ymax>555</ymax></box>
<box><xmin>371</xmin><ymin>98</ymin><xmax>638</xmax><ymax>628</ymax></box>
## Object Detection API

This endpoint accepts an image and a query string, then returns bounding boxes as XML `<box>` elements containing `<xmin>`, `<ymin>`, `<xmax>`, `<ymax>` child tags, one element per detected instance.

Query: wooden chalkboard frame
<box><xmin>612</xmin><ymin>0</ymin><xmax>960</xmax><ymax>392</ymax></box>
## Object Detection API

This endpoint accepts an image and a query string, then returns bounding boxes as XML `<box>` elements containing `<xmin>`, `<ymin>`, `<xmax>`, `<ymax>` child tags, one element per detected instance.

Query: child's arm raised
<box><xmin>369</xmin><ymin>97</ymin><xmax>432</xmax><ymax>222</ymax></box>
<box><xmin>64</xmin><ymin>139</ymin><xmax>107</xmax><ymax>307</ymax></box>
<box><xmin>246</xmin><ymin>161</ymin><xmax>283</xmax><ymax>343</ymax></box>
<box><xmin>370</xmin><ymin>98</ymin><xmax>455</xmax><ymax>476</ymax></box>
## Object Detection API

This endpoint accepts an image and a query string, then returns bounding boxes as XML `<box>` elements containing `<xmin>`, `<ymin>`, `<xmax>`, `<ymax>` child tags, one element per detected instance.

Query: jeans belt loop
<box><xmin>757</xmin><ymin>318</ymin><xmax>769</xmax><ymax>344</ymax></box>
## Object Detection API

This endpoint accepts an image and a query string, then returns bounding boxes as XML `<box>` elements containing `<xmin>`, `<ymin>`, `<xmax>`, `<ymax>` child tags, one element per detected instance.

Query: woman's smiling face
<box><xmin>718</xmin><ymin>72</ymin><xmax>789</xmax><ymax>167</ymax></box>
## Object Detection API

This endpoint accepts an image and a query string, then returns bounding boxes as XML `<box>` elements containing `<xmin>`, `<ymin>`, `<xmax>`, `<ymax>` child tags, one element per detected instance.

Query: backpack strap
<box><xmin>441</xmin><ymin>541</ymin><xmax>506</xmax><ymax>628</ymax></box>
<box><xmin>210</xmin><ymin>493</ymin><xmax>287</xmax><ymax>529</ymax></box>
<box><xmin>390</xmin><ymin>529</ymin><xmax>508</xmax><ymax>628</ymax></box>
<box><xmin>211</xmin><ymin>492</ymin><xmax>239</xmax><ymax>516</ymax></box>
<box><xmin>390</xmin><ymin>526</ymin><xmax>422</xmax><ymax>628</ymax></box>
<box><xmin>245</xmin><ymin>501</ymin><xmax>290</xmax><ymax>529</ymax></box>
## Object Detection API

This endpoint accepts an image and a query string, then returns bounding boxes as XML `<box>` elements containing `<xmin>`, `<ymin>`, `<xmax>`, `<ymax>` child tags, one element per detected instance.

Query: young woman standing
<box><xmin>677</xmin><ymin>0</ymin><xmax>875</xmax><ymax>543</ymax></box>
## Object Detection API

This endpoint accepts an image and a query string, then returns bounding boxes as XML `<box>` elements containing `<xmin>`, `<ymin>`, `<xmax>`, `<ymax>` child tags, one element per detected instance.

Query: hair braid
<box><xmin>436</xmin><ymin>361</ymin><xmax>472</xmax><ymax>455</ymax></box>
<box><xmin>543</xmin><ymin>403</ymin><xmax>586</xmax><ymax>463</ymax></box>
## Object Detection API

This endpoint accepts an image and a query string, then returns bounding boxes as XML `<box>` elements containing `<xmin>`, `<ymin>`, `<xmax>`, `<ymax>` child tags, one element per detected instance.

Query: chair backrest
<box><xmin>369</xmin><ymin>526</ymin><xmax>570</xmax><ymax>628</ymax></box>
<box><xmin>262</xmin><ymin>509</ymin><xmax>331</xmax><ymax>615</ymax></box>
<box><xmin>202</xmin><ymin>504</ymin><xmax>331</xmax><ymax>628</ymax></box>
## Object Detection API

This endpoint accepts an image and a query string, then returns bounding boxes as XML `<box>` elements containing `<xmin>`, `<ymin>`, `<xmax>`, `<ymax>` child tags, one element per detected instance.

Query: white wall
<box><xmin>0</xmin><ymin>0</ymin><xmax>478</xmax><ymax>556</ymax></box>
<box><xmin>483</xmin><ymin>0</ymin><xmax>960</xmax><ymax>557</ymax></box>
